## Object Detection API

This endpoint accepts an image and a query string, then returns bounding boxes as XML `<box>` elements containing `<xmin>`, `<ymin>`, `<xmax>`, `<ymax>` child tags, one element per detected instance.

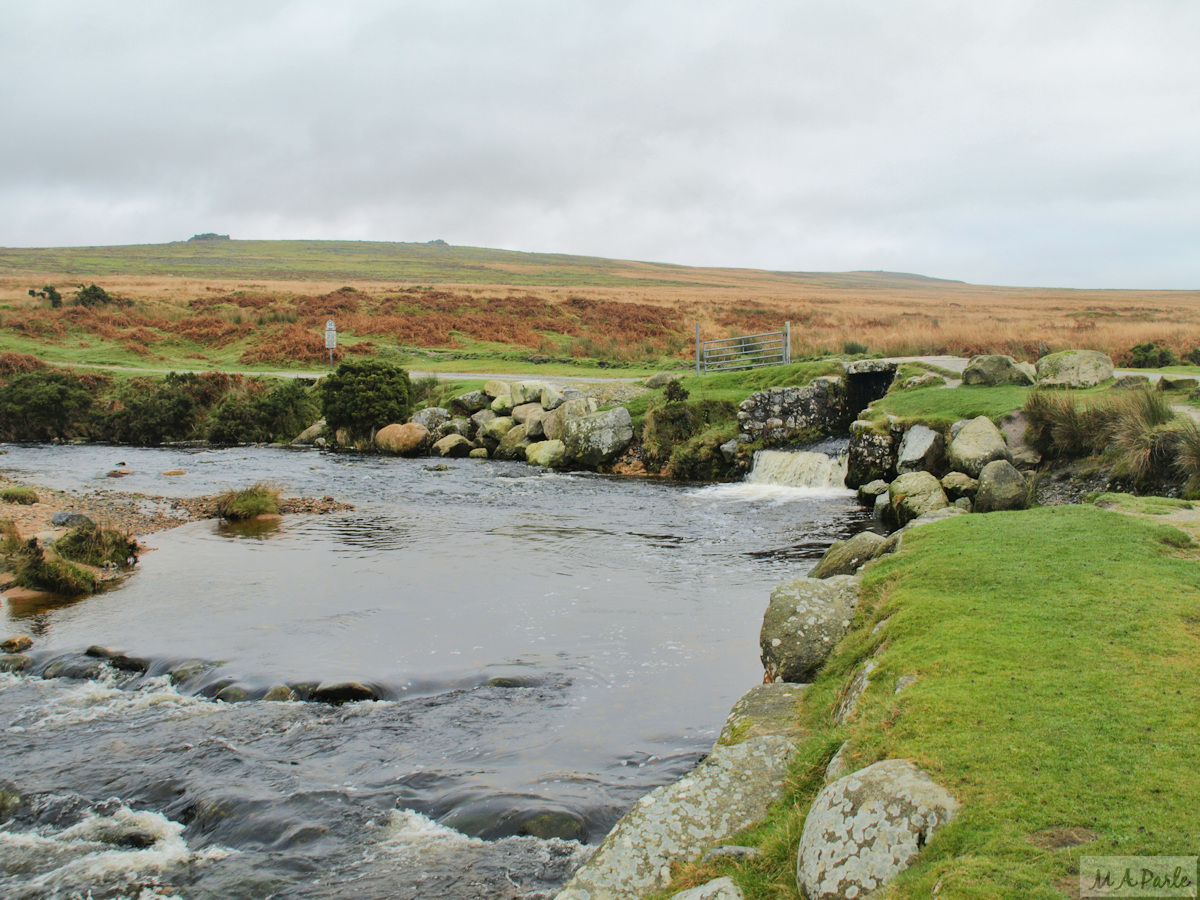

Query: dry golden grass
<box><xmin>2</xmin><ymin>268</ymin><xmax>1198</xmax><ymax>363</ymax></box>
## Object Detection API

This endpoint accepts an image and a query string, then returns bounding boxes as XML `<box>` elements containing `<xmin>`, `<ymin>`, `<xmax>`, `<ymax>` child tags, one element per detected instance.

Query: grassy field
<box><xmin>2</xmin><ymin>240</ymin><xmax>1200</xmax><ymax>374</ymax></box>
<box><xmin>652</xmin><ymin>505</ymin><xmax>1200</xmax><ymax>899</ymax></box>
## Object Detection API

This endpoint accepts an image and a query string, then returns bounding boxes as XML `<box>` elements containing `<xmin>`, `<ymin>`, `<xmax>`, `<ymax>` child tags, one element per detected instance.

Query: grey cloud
<box><xmin>0</xmin><ymin>1</ymin><xmax>1196</xmax><ymax>287</ymax></box>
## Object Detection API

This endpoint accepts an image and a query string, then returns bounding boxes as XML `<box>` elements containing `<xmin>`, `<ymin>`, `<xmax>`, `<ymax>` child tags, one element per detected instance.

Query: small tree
<box><xmin>75</xmin><ymin>283</ymin><xmax>113</xmax><ymax>308</ymax></box>
<box><xmin>320</xmin><ymin>359</ymin><xmax>414</xmax><ymax>439</ymax></box>
<box><xmin>27</xmin><ymin>285</ymin><xmax>62</xmax><ymax>308</ymax></box>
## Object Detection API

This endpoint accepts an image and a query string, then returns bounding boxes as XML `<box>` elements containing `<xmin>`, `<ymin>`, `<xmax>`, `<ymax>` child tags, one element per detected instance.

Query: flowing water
<box><xmin>0</xmin><ymin>445</ymin><xmax>871</xmax><ymax>900</ymax></box>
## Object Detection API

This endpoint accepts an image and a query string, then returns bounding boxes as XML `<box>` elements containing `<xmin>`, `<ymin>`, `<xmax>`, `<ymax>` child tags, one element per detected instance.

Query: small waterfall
<box><xmin>746</xmin><ymin>450</ymin><xmax>848</xmax><ymax>489</ymax></box>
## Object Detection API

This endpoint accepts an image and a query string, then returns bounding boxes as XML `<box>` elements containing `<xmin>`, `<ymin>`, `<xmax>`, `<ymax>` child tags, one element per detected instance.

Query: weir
<box><xmin>746</xmin><ymin>449</ymin><xmax>849</xmax><ymax>490</ymax></box>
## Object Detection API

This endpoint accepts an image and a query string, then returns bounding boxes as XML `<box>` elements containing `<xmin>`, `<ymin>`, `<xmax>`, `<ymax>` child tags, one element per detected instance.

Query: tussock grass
<box><xmin>650</xmin><ymin>507</ymin><xmax>1200</xmax><ymax>899</ymax></box>
<box><xmin>9</xmin><ymin>539</ymin><xmax>97</xmax><ymax>595</ymax></box>
<box><xmin>214</xmin><ymin>483</ymin><xmax>280</xmax><ymax>520</ymax></box>
<box><xmin>0</xmin><ymin>486</ymin><xmax>38</xmax><ymax>505</ymax></box>
<box><xmin>54</xmin><ymin>523</ymin><xmax>138</xmax><ymax>568</ymax></box>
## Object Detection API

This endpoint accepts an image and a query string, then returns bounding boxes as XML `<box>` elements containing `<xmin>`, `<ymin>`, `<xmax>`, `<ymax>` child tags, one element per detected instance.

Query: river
<box><xmin>0</xmin><ymin>444</ymin><xmax>870</xmax><ymax>900</ymax></box>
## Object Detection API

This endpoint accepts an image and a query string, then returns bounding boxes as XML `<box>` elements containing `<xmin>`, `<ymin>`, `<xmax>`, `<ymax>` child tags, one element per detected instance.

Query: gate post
<box><xmin>696</xmin><ymin>322</ymin><xmax>701</xmax><ymax>376</ymax></box>
<box><xmin>785</xmin><ymin>321</ymin><xmax>791</xmax><ymax>364</ymax></box>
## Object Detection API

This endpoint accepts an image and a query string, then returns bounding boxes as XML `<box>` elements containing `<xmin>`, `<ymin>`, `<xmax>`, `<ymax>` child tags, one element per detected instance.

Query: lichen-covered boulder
<box><xmin>452</xmin><ymin>390</ymin><xmax>489</xmax><ymax>414</ymax></box>
<box><xmin>436</xmin><ymin>417</ymin><xmax>471</xmax><ymax>440</ymax></box>
<box><xmin>469</xmin><ymin>447</ymin><xmax>488</xmax><ymax>459</ymax></box>
<box><xmin>511</xmin><ymin>402</ymin><xmax>544</xmax><ymax>425</ymax></box>
<box><xmin>375</xmin><ymin>422</ymin><xmax>429</xmax><ymax>456</ymax></box>
<box><xmin>432</xmin><ymin>434</ymin><xmax>473</xmax><ymax>458</ymax></box>
<box><xmin>542</xmin><ymin>397</ymin><xmax>598</xmax><ymax>441</ymax></box>
<box><xmin>940</xmin><ymin>471</ymin><xmax>979</xmax><ymax>500</ymax></box>
<box><xmin>809</xmin><ymin>532</ymin><xmax>886</xmax><ymax>579</ymax></box>
<box><xmin>483</xmin><ymin>380</ymin><xmax>510</xmax><ymax>399</ymax></box>
<box><xmin>645</xmin><ymin>372</ymin><xmax>681</xmax><ymax>389</ymax></box>
<box><xmin>856</xmin><ymin>479</ymin><xmax>889</xmax><ymax>507</ymax></box>
<box><xmin>469</xmin><ymin>409</ymin><xmax>496</xmax><ymax>433</ymax></box>
<box><xmin>477</xmin><ymin>416</ymin><xmax>516</xmax><ymax>447</ymax></box>
<box><xmin>511</xmin><ymin>381</ymin><xmax>547</xmax><ymax>405</ymax></box>
<box><xmin>974</xmin><ymin>459</ymin><xmax>1029</xmax><ymax>513</ymax></box>
<box><xmin>526</xmin><ymin>440</ymin><xmax>567</xmax><ymax>468</ymax></box>
<box><xmin>947</xmin><ymin>416</ymin><xmax>1012</xmax><ymax>477</ymax></box>
<box><xmin>523</xmin><ymin>407</ymin><xmax>548</xmax><ymax>438</ymax></box>
<box><xmin>541</xmin><ymin>385</ymin><xmax>564</xmax><ymax>411</ymax></box>
<box><xmin>796</xmin><ymin>759</ymin><xmax>959</xmax><ymax>900</ymax></box>
<box><xmin>888</xmin><ymin>471</ymin><xmax>949</xmax><ymax>526</ymax></box>
<box><xmin>845</xmin><ymin>421</ymin><xmax>897</xmax><ymax>489</ymax></box>
<box><xmin>996</xmin><ymin>410</ymin><xmax>1041</xmax><ymax>469</ymax></box>
<box><xmin>562</xmin><ymin>407</ymin><xmax>633</xmax><ymax>467</ymax></box>
<box><xmin>411</xmin><ymin>406</ymin><xmax>451</xmax><ymax>431</ymax></box>
<box><xmin>493</xmin><ymin>423</ymin><xmax>532</xmax><ymax>460</ymax></box>
<box><xmin>490</xmin><ymin>392</ymin><xmax>516</xmax><ymax>415</ymax></box>
<box><xmin>896</xmin><ymin>424</ymin><xmax>946</xmax><ymax>475</ymax></box>
<box><xmin>760</xmin><ymin>576</ymin><xmax>860</xmax><ymax>683</ymax></box>
<box><xmin>291</xmin><ymin>418</ymin><xmax>326</xmax><ymax>445</ymax></box>
<box><xmin>961</xmin><ymin>354</ymin><xmax>1035</xmax><ymax>386</ymax></box>
<box><xmin>1035</xmin><ymin>350</ymin><xmax>1114</xmax><ymax>388</ymax></box>
<box><xmin>556</xmin><ymin>684</ymin><xmax>804</xmax><ymax>900</ymax></box>
<box><xmin>1112</xmin><ymin>374</ymin><xmax>1151</xmax><ymax>390</ymax></box>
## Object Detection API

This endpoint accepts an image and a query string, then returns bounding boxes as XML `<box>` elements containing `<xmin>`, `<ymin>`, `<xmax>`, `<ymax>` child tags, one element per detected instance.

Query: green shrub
<box><xmin>54</xmin><ymin>523</ymin><xmax>138</xmax><ymax>567</ymax></box>
<box><xmin>0</xmin><ymin>370</ymin><xmax>94</xmax><ymax>442</ymax></box>
<box><xmin>75</xmin><ymin>283</ymin><xmax>114</xmax><ymax>308</ymax></box>
<box><xmin>320</xmin><ymin>359</ymin><xmax>413</xmax><ymax>439</ymax></box>
<box><xmin>1125</xmin><ymin>341</ymin><xmax>1177</xmax><ymax>368</ymax></box>
<box><xmin>0</xmin><ymin>487</ymin><xmax>38</xmax><ymax>505</ymax></box>
<box><xmin>641</xmin><ymin>399</ymin><xmax>736</xmax><ymax>472</ymax></box>
<box><xmin>27</xmin><ymin>285</ymin><xmax>62</xmax><ymax>308</ymax></box>
<box><xmin>843</xmin><ymin>340</ymin><xmax>869</xmax><ymax>355</ymax></box>
<box><xmin>214</xmin><ymin>483</ymin><xmax>280</xmax><ymax>520</ymax></box>
<box><xmin>0</xmin><ymin>518</ymin><xmax>21</xmax><ymax>556</ymax></box>
<box><xmin>92</xmin><ymin>374</ymin><xmax>202</xmax><ymax>445</ymax></box>
<box><xmin>662</xmin><ymin>423</ymin><xmax>738</xmax><ymax>481</ymax></box>
<box><xmin>663</xmin><ymin>380</ymin><xmax>689</xmax><ymax>403</ymax></box>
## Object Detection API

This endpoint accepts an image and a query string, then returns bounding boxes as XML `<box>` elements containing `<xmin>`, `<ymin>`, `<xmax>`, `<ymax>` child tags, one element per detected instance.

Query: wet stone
<box><xmin>313</xmin><ymin>681</ymin><xmax>380</xmax><ymax>703</ymax></box>
<box><xmin>0</xmin><ymin>654</ymin><xmax>31</xmax><ymax>673</ymax></box>
<box><xmin>1</xmin><ymin>635</ymin><xmax>33</xmax><ymax>653</ymax></box>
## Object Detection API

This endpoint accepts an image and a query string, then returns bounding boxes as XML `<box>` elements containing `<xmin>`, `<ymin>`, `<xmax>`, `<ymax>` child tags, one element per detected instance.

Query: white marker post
<box><xmin>325</xmin><ymin>319</ymin><xmax>337</xmax><ymax>369</ymax></box>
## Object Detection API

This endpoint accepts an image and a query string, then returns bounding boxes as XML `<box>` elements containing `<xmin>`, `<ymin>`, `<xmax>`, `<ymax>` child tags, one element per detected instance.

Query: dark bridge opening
<box><xmin>844</xmin><ymin>361</ymin><xmax>898</xmax><ymax>422</ymax></box>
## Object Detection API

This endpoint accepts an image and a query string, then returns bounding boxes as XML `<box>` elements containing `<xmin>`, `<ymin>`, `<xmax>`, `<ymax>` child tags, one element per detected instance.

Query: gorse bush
<box><xmin>1125</xmin><ymin>341</ymin><xmax>1177</xmax><ymax>368</ymax></box>
<box><xmin>0</xmin><ymin>370</ymin><xmax>94</xmax><ymax>442</ymax></box>
<box><xmin>93</xmin><ymin>375</ymin><xmax>201</xmax><ymax>445</ymax></box>
<box><xmin>663</xmin><ymin>380</ymin><xmax>689</xmax><ymax>403</ymax></box>
<box><xmin>206</xmin><ymin>379</ymin><xmax>318</xmax><ymax>445</ymax></box>
<box><xmin>320</xmin><ymin>359</ymin><xmax>413</xmax><ymax>438</ymax></box>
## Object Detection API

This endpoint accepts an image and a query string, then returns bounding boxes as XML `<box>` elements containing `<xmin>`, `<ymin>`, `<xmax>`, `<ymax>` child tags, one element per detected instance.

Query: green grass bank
<box><xmin>655</xmin><ymin>505</ymin><xmax>1200</xmax><ymax>899</ymax></box>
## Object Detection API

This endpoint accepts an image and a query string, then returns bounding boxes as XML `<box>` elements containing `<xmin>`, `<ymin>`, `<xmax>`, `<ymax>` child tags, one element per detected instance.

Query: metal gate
<box><xmin>696</xmin><ymin>322</ymin><xmax>791</xmax><ymax>375</ymax></box>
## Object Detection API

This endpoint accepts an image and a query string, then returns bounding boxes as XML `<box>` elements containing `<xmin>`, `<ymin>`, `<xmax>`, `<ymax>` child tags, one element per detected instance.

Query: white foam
<box><xmin>747</xmin><ymin>449</ymin><xmax>849</xmax><ymax>489</ymax></box>
<box><xmin>693</xmin><ymin>481</ymin><xmax>853</xmax><ymax>503</ymax></box>
<box><xmin>9</xmin><ymin>674</ymin><xmax>215</xmax><ymax>733</ymax></box>
<box><xmin>0</xmin><ymin>804</ymin><xmax>231</xmax><ymax>896</ymax></box>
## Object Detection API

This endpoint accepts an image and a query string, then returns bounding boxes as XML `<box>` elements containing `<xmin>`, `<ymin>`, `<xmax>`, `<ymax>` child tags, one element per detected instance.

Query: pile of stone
<box><xmin>367</xmin><ymin>380</ymin><xmax>634</xmax><ymax>470</ymax></box>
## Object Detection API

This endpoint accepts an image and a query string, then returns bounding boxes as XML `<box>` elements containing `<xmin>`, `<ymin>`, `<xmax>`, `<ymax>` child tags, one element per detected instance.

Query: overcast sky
<box><xmin>1</xmin><ymin>2</ymin><xmax>1196</xmax><ymax>288</ymax></box>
